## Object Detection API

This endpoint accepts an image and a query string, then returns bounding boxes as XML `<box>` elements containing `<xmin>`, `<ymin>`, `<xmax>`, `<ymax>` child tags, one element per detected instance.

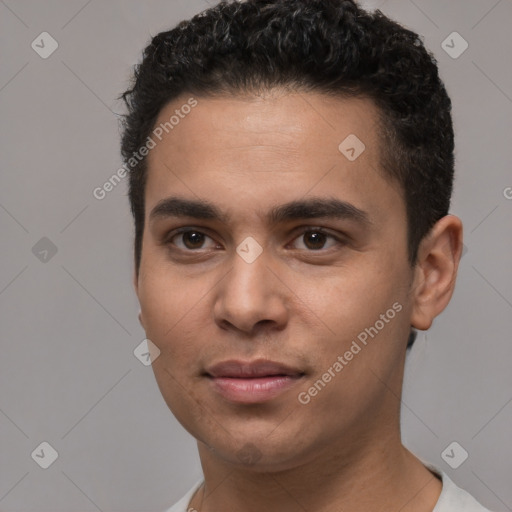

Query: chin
<box><xmin>195</xmin><ymin>424</ymin><xmax>319</xmax><ymax>473</ymax></box>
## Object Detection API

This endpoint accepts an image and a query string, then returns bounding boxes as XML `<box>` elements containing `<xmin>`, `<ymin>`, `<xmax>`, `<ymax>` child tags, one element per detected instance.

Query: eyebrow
<box><xmin>149</xmin><ymin>196</ymin><xmax>371</xmax><ymax>227</ymax></box>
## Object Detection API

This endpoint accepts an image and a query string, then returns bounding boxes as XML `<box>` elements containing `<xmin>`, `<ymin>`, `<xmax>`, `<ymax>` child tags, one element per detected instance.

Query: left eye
<box><xmin>170</xmin><ymin>230</ymin><xmax>217</xmax><ymax>250</ymax></box>
<box><xmin>289</xmin><ymin>229</ymin><xmax>340</xmax><ymax>250</ymax></box>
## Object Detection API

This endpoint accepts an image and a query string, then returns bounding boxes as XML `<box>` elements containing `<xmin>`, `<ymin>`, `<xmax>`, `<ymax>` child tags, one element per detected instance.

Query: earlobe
<box><xmin>410</xmin><ymin>214</ymin><xmax>463</xmax><ymax>331</ymax></box>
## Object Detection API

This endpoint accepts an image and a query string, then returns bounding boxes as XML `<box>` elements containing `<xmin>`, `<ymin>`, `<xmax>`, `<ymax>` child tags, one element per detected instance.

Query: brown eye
<box><xmin>303</xmin><ymin>231</ymin><xmax>328</xmax><ymax>250</ymax></box>
<box><xmin>168</xmin><ymin>229</ymin><xmax>217</xmax><ymax>251</ymax></box>
<box><xmin>181</xmin><ymin>231</ymin><xmax>206</xmax><ymax>249</ymax></box>
<box><xmin>290</xmin><ymin>228</ymin><xmax>340</xmax><ymax>251</ymax></box>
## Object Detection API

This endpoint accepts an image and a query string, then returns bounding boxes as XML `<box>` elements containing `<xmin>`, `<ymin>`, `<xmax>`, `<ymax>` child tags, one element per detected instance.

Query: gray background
<box><xmin>0</xmin><ymin>0</ymin><xmax>511</xmax><ymax>510</ymax></box>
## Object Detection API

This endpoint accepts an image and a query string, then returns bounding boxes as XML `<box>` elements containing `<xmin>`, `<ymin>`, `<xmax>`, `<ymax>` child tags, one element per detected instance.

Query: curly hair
<box><xmin>120</xmin><ymin>0</ymin><xmax>455</xmax><ymax>350</ymax></box>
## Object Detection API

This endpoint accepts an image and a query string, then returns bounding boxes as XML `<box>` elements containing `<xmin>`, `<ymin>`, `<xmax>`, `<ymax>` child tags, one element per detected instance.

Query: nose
<box><xmin>213</xmin><ymin>249</ymin><xmax>289</xmax><ymax>336</ymax></box>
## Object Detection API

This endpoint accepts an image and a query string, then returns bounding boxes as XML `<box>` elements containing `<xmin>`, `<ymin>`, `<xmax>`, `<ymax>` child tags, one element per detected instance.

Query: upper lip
<box><xmin>205</xmin><ymin>359</ymin><xmax>305</xmax><ymax>378</ymax></box>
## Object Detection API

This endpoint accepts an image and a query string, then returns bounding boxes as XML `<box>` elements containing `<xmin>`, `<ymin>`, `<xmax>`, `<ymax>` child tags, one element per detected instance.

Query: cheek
<box><xmin>137</xmin><ymin>270</ymin><xmax>210</xmax><ymax>426</ymax></box>
<box><xmin>138</xmin><ymin>269</ymin><xmax>191</xmax><ymax>347</ymax></box>
<box><xmin>304</xmin><ymin>260</ymin><xmax>409</xmax><ymax>367</ymax></box>
<box><xmin>139</xmin><ymin>278</ymin><xmax>175</xmax><ymax>338</ymax></box>
<box><xmin>139</xmin><ymin>249</ymin><xmax>185</xmax><ymax>312</ymax></box>
<box><xmin>314</xmin><ymin>268</ymin><xmax>395</xmax><ymax>328</ymax></box>
<box><xmin>137</xmin><ymin>263</ymin><xmax>219</xmax><ymax>371</ymax></box>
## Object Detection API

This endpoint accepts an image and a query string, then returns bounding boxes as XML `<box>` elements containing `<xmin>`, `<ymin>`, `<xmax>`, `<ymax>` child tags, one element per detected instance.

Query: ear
<box><xmin>133</xmin><ymin>267</ymin><xmax>145</xmax><ymax>329</ymax></box>
<box><xmin>410</xmin><ymin>214</ymin><xmax>463</xmax><ymax>331</ymax></box>
<box><xmin>133</xmin><ymin>266</ymin><xmax>139</xmax><ymax>296</ymax></box>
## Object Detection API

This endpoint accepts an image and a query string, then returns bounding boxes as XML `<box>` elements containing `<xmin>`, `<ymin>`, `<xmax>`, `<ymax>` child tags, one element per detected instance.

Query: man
<box><xmin>120</xmin><ymin>0</ymin><xmax>493</xmax><ymax>510</ymax></box>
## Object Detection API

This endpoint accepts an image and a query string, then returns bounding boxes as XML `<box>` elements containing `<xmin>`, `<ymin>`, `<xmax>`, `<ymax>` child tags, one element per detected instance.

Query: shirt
<box><xmin>164</xmin><ymin>462</ymin><xmax>494</xmax><ymax>512</ymax></box>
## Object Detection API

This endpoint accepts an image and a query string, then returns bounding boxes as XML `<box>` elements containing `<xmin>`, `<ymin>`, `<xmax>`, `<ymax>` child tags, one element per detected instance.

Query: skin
<box><xmin>134</xmin><ymin>90</ymin><xmax>463</xmax><ymax>512</ymax></box>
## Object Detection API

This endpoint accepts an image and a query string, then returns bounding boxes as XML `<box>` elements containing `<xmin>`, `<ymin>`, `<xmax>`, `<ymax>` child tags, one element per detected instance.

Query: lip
<box><xmin>205</xmin><ymin>359</ymin><xmax>305</xmax><ymax>404</ymax></box>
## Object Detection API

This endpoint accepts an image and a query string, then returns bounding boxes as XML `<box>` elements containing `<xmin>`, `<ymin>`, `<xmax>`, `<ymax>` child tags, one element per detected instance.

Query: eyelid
<box><xmin>291</xmin><ymin>225</ymin><xmax>342</xmax><ymax>237</ymax></box>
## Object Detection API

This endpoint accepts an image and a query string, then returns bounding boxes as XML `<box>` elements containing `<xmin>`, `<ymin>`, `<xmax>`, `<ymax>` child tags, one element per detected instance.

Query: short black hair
<box><xmin>120</xmin><ymin>0</ymin><xmax>455</xmax><ymax>351</ymax></box>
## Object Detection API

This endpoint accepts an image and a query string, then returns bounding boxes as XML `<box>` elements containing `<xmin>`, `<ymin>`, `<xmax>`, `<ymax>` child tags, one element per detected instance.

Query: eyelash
<box><xmin>164</xmin><ymin>226</ymin><xmax>345</xmax><ymax>253</ymax></box>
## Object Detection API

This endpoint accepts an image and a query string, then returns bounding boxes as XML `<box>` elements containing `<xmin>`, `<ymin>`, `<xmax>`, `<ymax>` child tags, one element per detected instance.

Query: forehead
<box><xmin>144</xmin><ymin>91</ymin><xmax>403</xmax><ymax>226</ymax></box>
<box><xmin>149</xmin><ymin>91</ymin><xmax>381</xmax><ymax>161</ymax></box>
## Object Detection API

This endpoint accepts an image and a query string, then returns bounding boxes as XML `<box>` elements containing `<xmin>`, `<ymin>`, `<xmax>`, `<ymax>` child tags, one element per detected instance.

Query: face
<box><xmin>135</xmin><ymin>91</ymin><xmax>417</xmax><ymax>471</ymax></box>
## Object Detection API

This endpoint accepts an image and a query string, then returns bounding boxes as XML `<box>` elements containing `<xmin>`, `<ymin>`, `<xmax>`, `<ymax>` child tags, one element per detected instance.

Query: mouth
<box><xmin>204</xmin><ymin>359</ymin><xmax>306</xmax><ymax>404</ymax></box>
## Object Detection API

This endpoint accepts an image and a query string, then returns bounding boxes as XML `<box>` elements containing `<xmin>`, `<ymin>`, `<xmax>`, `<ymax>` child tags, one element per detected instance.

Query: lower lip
<box><xmin>209</xmin><ymin>375</ymin><xmax>302</xmax><ymax>404</ymax></box>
